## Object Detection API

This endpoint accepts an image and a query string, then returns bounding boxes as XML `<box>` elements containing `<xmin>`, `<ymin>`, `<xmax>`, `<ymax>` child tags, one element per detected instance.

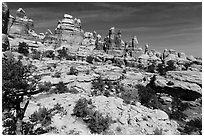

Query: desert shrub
<box><xmin>147</xmin><ymin>62</ymin><xmax>157</xmax><ymax>73</ymax></box>
<box><xmin>21</xmin><ymin>121</ymin><xmax>56</xmax><ymax>135</ymax></box>
<box><xmin>137</xmin><ymin>84</ymin><xmax>161</xmax><ymax>109</ymax></box>
<box><xmin>29</xmin><ymin>107</ymin><xmax>52</xmax><ymax>127</ymax></box>
<box><xmin>157</xmin><ymin>63</ymin><xmax>166</xmax><ymax>75</ymax></box>
<box><xmin>32</xmin><ymin>50</ymin><xmax>41</xmax><ymax>60</ymax></box>
<box><xmin>2</xmin><ymin>111</ymin><xmax>16</xmax><ymax>135</ymax></box>
<box><xmin>72</xmin><ymin>98</ymin><xmax>111</xmax><ymax>134</ymax></box>
<box><xmin>55</xmin><ymin>82</ymin><xmax>69</xmax><ymax>93</ymax></box>
<box><xmin>68</xmin><ymin>88</ymin><xmax>79</xmax><ymax>94</ymax></box>
<box><xmin>38</xmin><ymin>82</ymin><xmax>52</xmax><ymax>93</ymax></box>
<box><xmin>52</xmin><ymin>71</ymin><xmax>61</xmax><ymax>78</ymax></box>
<box><xmin>86</xmin><ymin>55</ymin><xmax>94</xmax><ymax>64</ymax></box>
<box><xmin>153</xmin><ymin>128</ymin><xmax>163</xmax><ymax>135</ymax></box>
<box><xmin>91</xmin><ymin>76</ymin><xmax>105</xmax><ymax>96</ymax></box>
<box><xmin>120</xmin><ymin>86</ymin><xmax>139</xmax><ymax>105</ymax></box>
<box><xmin>184</xmin><ymin>117</ymin><xmax>202</xmax><ymax>135</ymax></box>
<box><xmin>23</xmin><ymin>104</ymin><xmax>65</xmax><ymax>135</ymax></box>
<box><xmin>87</xmin><ymin>111</ymin><xmax>111</xmax><ymax>134</ymax></box>
<box><xmin>66</xmin><ymin>54</ymin><xmax>73</xmax><ymax>60</ymax></box>
<box><xmin>18</xmin><ymin>42</ymin><xmax>29</xmax><ymax>56</ymax></box>
<box><xmin>69</xmin><ymin>66</ymin><xmax>78</xmax><ymax>75</ymax></box>
<box><xmin>44</xmin><ymin>50</ymin><xmax>55</xmax><ymax>58</ymax></box>
<box><xmin>67</xmin><ymin>129</ymin><xmax>80</xmax><ymax>135</ymax></box>
<box><xmin>166</xmin><ymin>60</ymin><xmax>177</xmax><ymax>71</ymax></box>
<box><xmin>73</xmin><ymin>98</ymin><xmax>91</xmax><ymax>118</ymax></box>
<box><xmin>57</xmin><ymin>47</ymin><xmax>68</xmax><ymax>60</ymax></box>
<box><xmin>168</xmin><ymin>97</ymin><xmax>188</xmax><ymax>121</ymax></box>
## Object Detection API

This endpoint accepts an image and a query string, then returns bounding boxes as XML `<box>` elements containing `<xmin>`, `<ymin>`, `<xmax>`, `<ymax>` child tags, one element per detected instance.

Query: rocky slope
<box><xmin>2</xmin><ymin>3</ymin><xmax>202</xmax><ymax>135</ymax></box>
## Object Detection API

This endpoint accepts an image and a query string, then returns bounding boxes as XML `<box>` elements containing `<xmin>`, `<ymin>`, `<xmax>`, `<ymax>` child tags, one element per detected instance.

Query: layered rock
<box><xmin>8</xmin><ymin>8</ymin><xmax>34</xmax><ymax>37</ymax></box>
<box><xmin>104</xmin><ymin>27</ymin><xmax>125</xmax><ymax>51</ymax></box>
<box><xmin>166</xmin><ymin>71</ymin><xmax>202</xmax><ymax>87</ymax></box>
<box><xmin>54</xmin><ymin>14</ymin><xmax>84</xmax><ymax>45</ymax></box>
<box><xmin>82</xmin><ymin>32</ymin><xmax>96</xmax><ymax>45</ymax></box>
<box><xmin>148</xmin><ymin>75</ymin><xmax>202</xmax><ymax>101</ymax></box>
<box><xmin>25</xmin><ymin>93</ymin><xmax>179</xmax><ymax>135</ymax></box>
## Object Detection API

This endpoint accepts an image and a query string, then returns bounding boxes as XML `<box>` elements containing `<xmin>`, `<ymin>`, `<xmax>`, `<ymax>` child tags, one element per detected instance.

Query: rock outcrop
<box><xmin>54</xmin><ymin>14</ymin><xmax>84</xmax><ymax>45</ymax></box>
<box><xmin>148</xmin><ymin>75</ymin><xmax>202</xmax><ymax>101</ymax></box>
<box><xmin>8</xmin><ymin>8</ymin><xmax>34</xmax><ymax>37</ymax></box>
<box><xmin>25</xmin><ymin>94</ymin><xmax>179</xmax><ymax>135</ymax></box>
<box><xmin>166</xmin><ymin>71</ymin><xmax>202</xmax><ymax>87</ymax></box>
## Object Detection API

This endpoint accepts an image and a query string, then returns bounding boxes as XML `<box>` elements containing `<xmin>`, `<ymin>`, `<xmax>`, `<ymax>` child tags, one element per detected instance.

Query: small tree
<box><xmin>18</xmin><ymin>42</ymin><xmax>29</xmax><ymax>56</ymax></box>
<box><xmin>2</xmin><ymin>54</ymin><xmax>34</xmax><ymax>134</ymax></box>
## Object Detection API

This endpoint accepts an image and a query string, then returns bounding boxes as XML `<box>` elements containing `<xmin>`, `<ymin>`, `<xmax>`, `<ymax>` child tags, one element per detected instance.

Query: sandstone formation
<box><xmin>2</xmin><ymin>4</ymin><xmax>202</xmax><ymax>135</ymax></box>
<box><xmin>148</xmin><ymin>75</ymin><xmax>202</xmax><ymax>101</ymax></box>
<box><xmin>24</xmin><ymin>93</ymin><xmax>179</xmax><ymax>135</ymax></box>
<box><xmin>54</xmin><ymin>14</ymin><xmax>84</xmax><ymax>45</ymax></box>
<box><xmin>8</xmin><ymin>8</ymin><xmax>34</xmax><ymax>37</ymax></box>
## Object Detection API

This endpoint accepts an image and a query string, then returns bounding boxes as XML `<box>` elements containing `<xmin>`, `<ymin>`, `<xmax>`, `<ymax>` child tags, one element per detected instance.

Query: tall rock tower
<box><xmin>54</xmin><ymin>14</ymin><xmax>84</xmax><ymax>46</ymax></box>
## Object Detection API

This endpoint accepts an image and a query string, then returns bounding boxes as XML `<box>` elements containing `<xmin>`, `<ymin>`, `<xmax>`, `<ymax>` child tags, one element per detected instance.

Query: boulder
<box><xmin>178</xmin><ymin>52</ymin><xmax>186</xmax><ymax>59</ymax></box>
<box><xmin>148</xmin><ymin>75</ymin><xmax>202</xmax><ymax>101</ymax></box>
<box><xmin>164</xmin><ymin>54</ymin><xmax>177</xmax><ymax>63</ymax></box>
<box><xmin>187</xmin><ymin>55</ymin><xmax>196</xmax><ymax>61</ymax></box>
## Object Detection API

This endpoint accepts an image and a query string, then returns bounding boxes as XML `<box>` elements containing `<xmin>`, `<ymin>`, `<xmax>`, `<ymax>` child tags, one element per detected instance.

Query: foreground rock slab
<box><xmin>148</xmin><ymin>75</ymin><xmax>202</xmax><ymax>101</ymax></box>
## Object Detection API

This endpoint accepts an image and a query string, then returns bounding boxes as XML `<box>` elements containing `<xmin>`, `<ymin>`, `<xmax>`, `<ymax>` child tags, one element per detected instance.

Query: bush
<box><xmin>32</xmin><ymin>50</ymin><xmax>41</xmax><ymax>60</ymax></box>
<box><xmin>184</xmin><ymin>118</ymin><xmax>202</xmax><ymax>135</ymax></box>
<box><xmin>23</xmin><ymin>104</ymin><xmax>65</xmax><ymax>135</ymax></box>
<box><xmin>87</xmin><ymin>111</ymin><xmax>111</xmax><ymax>134</ymax></box>
<box><xmin>38</xmin><ymin>82</ymin><xmax>52</xmax><ymax>93</ymax></box>
<box><xmin>137</xmin><ymin>84</ymin><xmax>161</xmax><ymax>109</ymax></box>
<box><xmin>69</xmin><ymin>66</ymin><xmax>78</xmax><ymax>75</ymax></box>
<box><xmin>73</xmin><ymin>98</ymin><xmax>91</xmax><ymax>118</ymax></box>
<box><xmin>120</xmin><ymin>86</ymin><xmax>139</xmax><ymax>105</ymax></box>
<box><xmin>147</xmin><ymin>62</ymin><xmax>157</xmax><ymax>73</ymax></box>
<box><xmin>29</xmin><ymin>107</ymin><xmax>52</xmax><ymax>127</ymax></box>
<box><xmin>91</xmin><ymin>76</ymin><xmax>105</xmax><ymax>96</ymax></box>
<box><xmin>2</xmin><ymin>111</ymin><xmax>16</xmax><ymax>135</ymax></box>
<box><xmin>157</xmin><ymin>63</ymin><xmax>166</xmax><ymax>75</ymax></box>
<box><xmin>57</xmin><ymin>47</ymin><xmax>68</xmax><ymax>60</ymax></box>
<box><xmin>168</xmin><ymin>97</ymin><xmax>188</xmax><ymax>121</ymax></box>
<box><xmin>43</xmin><ymin>50</ymin><xmax>55</xmax><ymax>58</ymax></box>
<box><xmin>72</xmin><ymin>98</ymin><xmax>111</xmax><ymax>134</ymax></box>
<box><xmin>52</xmin><ymin>71</ymin><xmax>61</xmax><ymax>78</ymax></box>
<box><xmin>166</xmin><ymin>60</ymin><xmax>177</xmax><ymax>71</ymax></box>
<box><xmin>55</xmin><ymin>82</ymin><xmax>69</xmax><ymax>93</ymax></box>
<box><xmin>18</xmin><ymin>42</ymin><xmax>29</xmax><ymax>56</ymax></box>
<box><xmin>86</xmin><ymin>55</ymin><xmax>94</xmax><ymax>64</ymax></box>
<box><xmin>153</xmin><ymin>128</ymin><xmax>163</xmax><ymax>135</ymax></box>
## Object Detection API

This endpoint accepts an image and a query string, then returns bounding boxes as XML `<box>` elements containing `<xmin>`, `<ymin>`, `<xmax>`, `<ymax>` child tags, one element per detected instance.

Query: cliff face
<box><xmin>8</xmin><ymin>8</ymin><xmax>34</xmax><ymax>36</ymax></box>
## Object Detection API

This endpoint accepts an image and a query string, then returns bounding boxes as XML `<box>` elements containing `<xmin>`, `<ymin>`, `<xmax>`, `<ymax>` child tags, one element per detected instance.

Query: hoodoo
<box><xmin>54</xmin><ymin>14</ymin><xmax>84</xmax><ymax>46</ymax></box>
<box><xmin>8</xmin><ymin>8</ymin><xmax>34</xmax><ymax>37</ymax></box>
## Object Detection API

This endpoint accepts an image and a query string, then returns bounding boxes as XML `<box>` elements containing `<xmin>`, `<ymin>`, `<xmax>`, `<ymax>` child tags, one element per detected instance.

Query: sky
<box><xmin>7</xmin><ymin>2</ymin><xmax>202</xmax><ymax>57</ymax></box>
